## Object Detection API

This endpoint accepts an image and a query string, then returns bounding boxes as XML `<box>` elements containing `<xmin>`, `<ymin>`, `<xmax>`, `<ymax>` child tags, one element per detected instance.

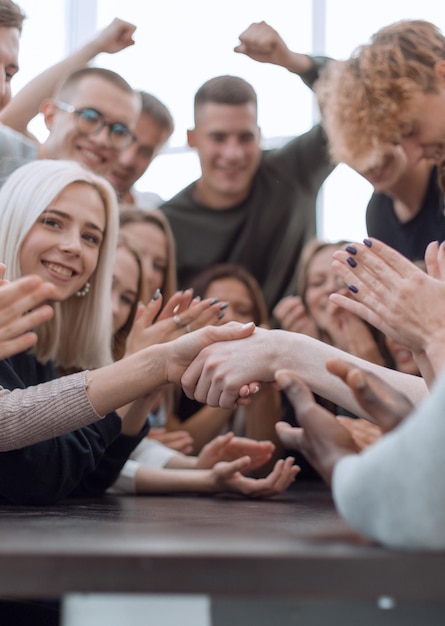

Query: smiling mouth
<box><xmin>43</xmin><ymin>261</ymin><xmax>76</xmax><ymax>279</ymax></box>
<box><xmin>79</xmin><ymin>147</ymin><xmax>105</xmax><ymax>164</ymax></box>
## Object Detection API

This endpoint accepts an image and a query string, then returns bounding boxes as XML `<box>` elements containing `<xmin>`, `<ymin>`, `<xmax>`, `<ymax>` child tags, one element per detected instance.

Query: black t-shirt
<box><xmin>366</xmin><ymin>165</ymin><xmax>445</xmax><ymax>261</ymax></box>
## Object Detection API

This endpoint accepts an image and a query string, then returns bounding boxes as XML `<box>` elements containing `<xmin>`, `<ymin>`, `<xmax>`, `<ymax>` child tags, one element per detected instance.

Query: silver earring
<box><xmin>76</xmin><ymin>281</ymin><xmax>91</xmax><ymax>297</ymax></box>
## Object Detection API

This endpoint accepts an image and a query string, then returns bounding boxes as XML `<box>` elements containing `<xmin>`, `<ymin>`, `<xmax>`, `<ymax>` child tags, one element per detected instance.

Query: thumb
<box><xmin>275</xmin><ymin>421</ymin><xmax>304</xmax><ymax>450</ymax></box>
<box><xmin>210</xmin><ymin>321</ymin><xmax>256</xmax><ymax>342</ymax></box>
<box><xmin>274</xmin><ymin>369</ymin><xmax>314</xmax><ymax>410</ymax></box>
<box><xmin>219</xmin><ymin>455</ymin><xmax>251</xmax><ymax>477</ymax></box>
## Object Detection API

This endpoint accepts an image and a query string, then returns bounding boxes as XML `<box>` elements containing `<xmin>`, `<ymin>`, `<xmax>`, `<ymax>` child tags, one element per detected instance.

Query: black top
<box><xmin>0</xmin><ymin>351</ymin><xmax>148</xmax><ymax>505</ymax></box>
<box><xmin>366</xmin><ymin>165</ymin><xmax>445</xmax><ymax>261</ymax></box>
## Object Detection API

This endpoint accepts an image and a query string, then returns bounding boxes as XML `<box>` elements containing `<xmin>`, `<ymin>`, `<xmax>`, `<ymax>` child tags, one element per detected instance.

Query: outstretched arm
<box><xmin>0</xmin><ymin>18</ymin><xmax>136</xmax><ymax>136</ymax></box>
<box><xmin>181</xmin><ymin>327</ymin><xmax>427</xmax><ymax>418</ymax></box>
<box><xmin>275</xmin><ymin>364</ymin><xmax>445</xmax><ymax>549</ymax></box>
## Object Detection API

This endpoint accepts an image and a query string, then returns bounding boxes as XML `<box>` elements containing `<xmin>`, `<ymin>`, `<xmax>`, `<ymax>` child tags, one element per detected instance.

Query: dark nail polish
<box><xmin>347</xmin><ymin>256</ymin><xmax>357</xmax><ymax>268</ymax></box>
<box><xmin>210</xmin><ymin>297</ymin><xmax>219</xmax><ymax>305</ymax></box>
<box><xmin>348</xmin><ymin>284</ymin><xmax>359</xmax><ymax>294</ymax></box>
<box><xmin>219</xmin><ymin>302</ymin><xmax>229</xmax><ymax>310</ymax></box>
<box><xmin>217</xmin><ymin>311</ymin><xmax>225</xmax><ymax>320</ymax></box>
<box><xmin>345</xmin><ymin>245</ymin><xmax>357</xmax><ymax>255</ymax></box>
<box><xmin>152</xmin><ymin>288</ymin><xmax>160</xmax><ymax>301</ymax></box>
<box><xmin>363</xmin><ymin>238</ymin><xmax>372</xmax><ymax>247</ymax></box>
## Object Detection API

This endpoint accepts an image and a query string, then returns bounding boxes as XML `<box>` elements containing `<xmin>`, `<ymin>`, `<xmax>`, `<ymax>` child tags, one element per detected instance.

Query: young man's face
<box><xmin>358</xmin><ymin>144</ymin><xmax>409</xmax><ymax>192</ymax></box>
<box><xmin>107</xmin><ymin>111</ymin><xmax>170</xmax><ymax>197</ymax></box>
<box><xmin>187</xmin><ymin>102</ymin><xmax>262</xmax><ymax>208</ymax></box>
<box><xmin>0</xmin><ymin>26</ymin><xmax>20</xmax><ymax>110</ymax></box>
<box><xmin>41</xmin><ymin>75</ymin><xmax>141</xmax><ymax>176</ymax></box>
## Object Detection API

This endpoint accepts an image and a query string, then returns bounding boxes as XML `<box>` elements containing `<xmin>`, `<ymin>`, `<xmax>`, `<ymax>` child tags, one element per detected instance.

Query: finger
<box><xmin>275</xmin><ymin>422</ymin><xmax>305</xmax><ymax>451</ymax></box>
<box><xmin>437</xmin><ymin>241</ymin><xmax>445</xmax><ymax>281</ymax></box>
<box><xmin>0</xmin><ymin>332</ymin><xmax>39</xmax><ymax>360</ymax></box>
<box><xmin>0</xmin><ymin>304</ymin><xmax>54</xmax><ymax>342</ymax></box>
<box><xmin>425</xmin><ymin>241</ymin><xmax>441</xmax><ymax>279</ymax></box>
<box><xmin>182</xmin><ymin>322</ymin><xmax>256</xmax><ymax>406</ymax></box>
<box><xmin>220</xmin><ymin>456</ymin><xmax>252</xmax><ymax>477</ymax></box>
<box><xmin>274</xmin><ymin>370</ymin><xmax>316</xmax><ymax>414</ymax></box>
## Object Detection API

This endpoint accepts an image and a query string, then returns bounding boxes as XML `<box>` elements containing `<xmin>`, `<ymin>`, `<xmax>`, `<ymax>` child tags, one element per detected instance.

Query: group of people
<box><xmin>1</xmin><ymin>0</ymin><xmax>445</xmax><ymax>581</ymax></box>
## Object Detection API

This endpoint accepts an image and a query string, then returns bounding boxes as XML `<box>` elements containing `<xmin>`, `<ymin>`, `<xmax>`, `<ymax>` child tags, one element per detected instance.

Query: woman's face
<box><xmin>19</xmin><ymin>182</ymin><xmax>106</xmax><ymax>301</ymax></box>
<box><xmin>112</xmin><ymin>246</ymin><xmax>140</xmax><ymax>334</ymax></box>
<box><xmin>119</xmin><ymin>221</ymin><xmax>167</xmax><ymax>297</ymax></box>
<box><xmin>304</xmin><ymin>245</ymin><xmax>346</xmax><ymax>328</ymax></box>
<box><xmin>385</xmin><ymin>336</ymin><xmax>420</xmax><ymax>376</ymax></box>
<box><xmin>204</xmin><ymin>276</ymin><xmax>255</xmax><ymax>324</ymax></box>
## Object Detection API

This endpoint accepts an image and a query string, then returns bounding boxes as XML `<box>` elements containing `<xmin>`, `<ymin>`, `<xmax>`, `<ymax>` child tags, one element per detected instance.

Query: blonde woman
<box><xmin>0</xmin><ymin>159</ymin><xmax>254</xmax><ymax>504</ymax></box>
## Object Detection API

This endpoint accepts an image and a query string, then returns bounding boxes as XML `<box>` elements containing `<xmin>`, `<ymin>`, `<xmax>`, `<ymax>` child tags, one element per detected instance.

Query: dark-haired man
<box><xmin>161</xmin><ymin>21</ymin><xmax>334</xmax><ymax>313</ymax></box>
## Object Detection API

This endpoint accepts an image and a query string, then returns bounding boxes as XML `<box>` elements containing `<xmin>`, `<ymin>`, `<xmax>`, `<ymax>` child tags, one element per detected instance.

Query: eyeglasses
<box><xmin>55</xmin><ymin>102</ymin><xmax>137</xmax><ymax>150</ymax></box>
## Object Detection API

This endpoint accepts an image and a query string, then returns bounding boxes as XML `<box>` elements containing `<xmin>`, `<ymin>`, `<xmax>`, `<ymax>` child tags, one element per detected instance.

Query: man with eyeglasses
<box><xmin>1</xmin><ymin>65</ymin><xmax>141</xmax><ymax>183</ymax></box>
<box><xmin>38</xmin><ymin>66</ymin><xmax>140</xmax><ymax>175</ymax></box>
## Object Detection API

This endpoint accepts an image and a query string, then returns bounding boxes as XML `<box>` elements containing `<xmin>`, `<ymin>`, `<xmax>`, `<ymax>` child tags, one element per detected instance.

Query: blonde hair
<box><xmin>316</xmin><ymin>20</ymin><xmax>445</xmax><ymax>171</ymax></box>
<box><xmin>119</xmin><ymin>208</ymin><xmax>177</xmax><ymax>302</ymax></box>
<box><xmin>0</xmin><ymin>159</ymin><xmax>119</xmax><ymax>369</ymax></box>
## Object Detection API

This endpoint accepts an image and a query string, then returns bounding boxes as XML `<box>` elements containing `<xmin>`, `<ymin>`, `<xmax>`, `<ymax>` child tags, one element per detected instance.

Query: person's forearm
<box><xmin>0</xmin><ymin>371</ymin><xmax>101</xmax><ymax>451</ymax></box>
<box><xmin>272</xmin><ymin>332</ymin><xmax>428</xmax><ymax>418</ymax></box>
<box><xmin>134</xmin><ymin>466</ymin><xmax>216</xmax><ymax>493</ymax></box>
<box><xmin>286</xmin><ymin>51</ymin><xmax>313</xmax><ymax>75</ymax></box>
<box><xmin>0</xmin><ymin>40</ymin><xmax>104</xmax><ymax>134</ymax></box>
<box><xmin>86</xmin><ymin>345</ymin><xmax>168</xmax><ymax>417</ymax></box>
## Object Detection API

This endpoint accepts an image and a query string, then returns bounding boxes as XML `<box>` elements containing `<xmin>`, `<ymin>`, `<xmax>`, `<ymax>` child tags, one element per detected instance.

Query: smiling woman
<box><xmin>0</xmin><ymin>158</ymin><xmax>118</xmax><ymax>369</ymax></box>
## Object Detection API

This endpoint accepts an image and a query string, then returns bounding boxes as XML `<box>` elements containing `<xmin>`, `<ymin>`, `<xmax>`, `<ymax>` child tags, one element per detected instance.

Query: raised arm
<box><xmin>0</xmin><ymin>18</ymin><xmax>136</xmax><ymax>136</ymax></box>
<box><xmin>234</xmin><ymin>20</ymin><xmax>330</xmax><ymax>86</ymax></box>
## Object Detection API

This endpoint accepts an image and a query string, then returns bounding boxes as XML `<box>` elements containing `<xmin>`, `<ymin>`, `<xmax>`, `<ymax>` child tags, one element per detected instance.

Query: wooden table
<box><xmin>0</xmin><ymin>484</ymin><xmax>444</xmax><ymax>625</ymax></box>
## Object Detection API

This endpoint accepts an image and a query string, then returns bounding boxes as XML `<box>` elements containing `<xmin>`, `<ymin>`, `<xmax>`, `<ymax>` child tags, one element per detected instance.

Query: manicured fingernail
<box><xmin>242</xmin><ymin>322</ymin><xmax>255</xmax><ymax>329</ymax></box>
<box><xmin>348</xmin><ymin>284</ymin><xmax>359</xmax><ymax>293</ymax></box>
<box><xmin>217</xmin><ymin>311</ymin><xmax>225</xmax><ymax>320</ymax></box>
<box><xmin>345</xmin><ymin>245</ymin><xmax>357</xmax><ymax>255</ymax></box>
<box><xmin>363</xmin><ymin>238</ymin><xmax>372</xmax><ymax>247</ymax></box>
<box><xmin>253</xmin><ymin>385</ymin><xmax>260</xmax><ymax>394</ymax></box>
<box><xmin>152</xmin><ymin>288</ymin><xmax>160</xmax><ymax>300</ymax></box>
<box><xmin>219</xmin><ymin>302</ymin><xmax>229</xmax><ymax>310</ymax></box>
<box><xmin>347</xmin><ymin>257</ymin><xmax>357</xmax><ymax>268</ymax></box>
<box><xmin>210</xmin><ymin>297</ymin><xmax>219</xmax><ymax>305</ymax></box>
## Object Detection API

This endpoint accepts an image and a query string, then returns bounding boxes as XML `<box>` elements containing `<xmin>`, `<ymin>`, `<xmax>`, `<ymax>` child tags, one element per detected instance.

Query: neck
<box><xmin>193</xmin><ymin>179</ymin><xmax>250</xmax><ymax>210</ymax></box>
<box><xmin>384</xmin><ymin>161</ymin><xmax>433</xmax><ymax>223</ymax></box>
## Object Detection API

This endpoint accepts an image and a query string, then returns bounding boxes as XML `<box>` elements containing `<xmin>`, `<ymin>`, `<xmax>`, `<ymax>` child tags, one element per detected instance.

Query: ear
<box><xmin>433</xmin><ymin>60</ymin><xmax>445</xmax><ymax>83</ymax></box>
<box><xmin>40</xmin><ymin>99</ymin><xmax>57</xmax><ymax>131</ymax></box>
<box><xmin>187</xmin><ymin>128</ymin><xmax>196</xmax><ymax>148</ymax></box>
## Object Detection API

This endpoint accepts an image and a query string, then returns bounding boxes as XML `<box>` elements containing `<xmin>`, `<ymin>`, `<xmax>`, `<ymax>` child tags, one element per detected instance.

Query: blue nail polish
<box><xmin>345</xmin><ymin>245</ymin><xmax>357</xmax><ymax>255</ymax></box>
<box><xmin>347</xmin><ymin>257</ymin><xmax>357</xmax><ymax>268</ymax></box>
<box><xmin>348</xmin><ymin>284</ymin><xmax>359</xmax><ymax>294</ymax></box>
<box><xmin>363</xmin><ymin>238</ymin><xmax>372</xmax><ymax>247</ymax></box>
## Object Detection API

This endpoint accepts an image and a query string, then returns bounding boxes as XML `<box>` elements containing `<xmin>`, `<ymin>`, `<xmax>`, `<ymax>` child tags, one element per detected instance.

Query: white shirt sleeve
<box><xmin>332</xmin><ymin>368</ymin><xmax>445</xmax><ymax>549</ymax></box>
<box><xmin>107</xmin><ymin>438</ymin><xmax>177</xmax><ymax>494</ymax></box>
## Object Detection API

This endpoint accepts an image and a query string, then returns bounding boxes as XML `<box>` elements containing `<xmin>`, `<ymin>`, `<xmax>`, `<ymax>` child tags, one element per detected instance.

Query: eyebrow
<box><xmin>42</xmin><ymin>209</ymin><xmax>105</xmax><ymax>234</ymax></box>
